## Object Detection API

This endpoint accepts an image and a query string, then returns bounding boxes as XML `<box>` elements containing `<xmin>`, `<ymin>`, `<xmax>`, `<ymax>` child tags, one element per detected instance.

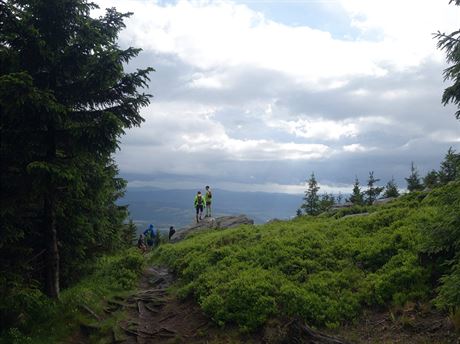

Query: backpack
<box><xmin>206</xmin><ymin>191</ymin><xmax>212</xmax><ymax>199</ymax></box>
<box><xmin>197</xmin><ymin>195</ymin><xmax>203</xmax><ymax>205</ymax></box>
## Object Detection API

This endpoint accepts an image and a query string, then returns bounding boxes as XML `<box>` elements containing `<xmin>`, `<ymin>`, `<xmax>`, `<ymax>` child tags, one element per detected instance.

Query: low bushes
<box><xmin>155</xmin><ymin>182</ymin><xmax>460</xmax><ymax>331</ymax></box>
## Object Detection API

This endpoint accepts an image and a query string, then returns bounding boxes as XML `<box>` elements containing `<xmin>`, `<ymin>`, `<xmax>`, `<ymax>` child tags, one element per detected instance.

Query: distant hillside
<box><xmin>120</xmin><ymin>187</ymin><xmax>302</xmax><ymax>231</ymax></box>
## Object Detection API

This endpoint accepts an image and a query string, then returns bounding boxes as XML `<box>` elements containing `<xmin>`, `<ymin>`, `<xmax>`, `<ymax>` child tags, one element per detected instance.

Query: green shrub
<box><xmin>154</xmin><ymin>183</ymin><xmax>460</xmax><ymax>331</ymax></box>
<box><xmin>200</xmin><ymin>268</ymin><xmax>279</xmax><ymax>332</ymax></box>
<box><xmin>96</xmin><ymin>248</ymin><xmax>144</xmax><ymax>289</ymax></box>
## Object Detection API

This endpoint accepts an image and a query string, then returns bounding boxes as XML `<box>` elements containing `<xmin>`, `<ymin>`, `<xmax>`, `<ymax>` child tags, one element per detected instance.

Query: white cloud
<box><xmin>429</xmin><ymin>131</ymin><xmax>460</xmax><ymax>143</ymax></box>
<box><xmin>343</xmin><ymin>143</ymin><xmax>372</xmax><ymax>153</ymax></box>
<box><xmin>95</xmin><ymin>0</ymin><xmax>460</xmax><ymax>85</ymax></box>
<box><xmin>128</xmin><ymin>178</ymin><xmax>352</xmax><ymax>195</ymax></box>
<box><xmin>117</xmin><ymin>102</ymin><xmax>333</xmax><ymax>176</ymax></box>
<box><xmin>268</xmin><ymin>117</ymin><xmax>358</xmax><ymax>141</ymax></box>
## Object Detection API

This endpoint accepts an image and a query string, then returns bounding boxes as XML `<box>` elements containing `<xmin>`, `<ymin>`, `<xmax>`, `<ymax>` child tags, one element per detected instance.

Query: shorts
<box><xmin>195</xmin><ymin>205</ymin><xmax>204</xmax><ymax>214</ymax></box>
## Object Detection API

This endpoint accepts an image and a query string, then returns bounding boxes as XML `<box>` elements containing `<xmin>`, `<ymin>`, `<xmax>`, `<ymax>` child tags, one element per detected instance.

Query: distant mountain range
<box><xmin>119</xmin><ymin>187</ymin><xmax>303</xmax><ymax>232</ymax></box>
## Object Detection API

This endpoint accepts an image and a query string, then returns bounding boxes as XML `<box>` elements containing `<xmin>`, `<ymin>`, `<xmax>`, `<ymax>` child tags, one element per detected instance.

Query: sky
<box><xmin>93</xmin><ymin>0</ymin><xmax>460</xmax><ymax>194</ymax></box>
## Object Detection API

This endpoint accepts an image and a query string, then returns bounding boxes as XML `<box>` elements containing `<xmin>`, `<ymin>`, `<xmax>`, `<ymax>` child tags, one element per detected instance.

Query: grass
<box><xmin>0</xmin><ymin>248</ymin><xmax>145</xmax><ymax>344</ymax></box>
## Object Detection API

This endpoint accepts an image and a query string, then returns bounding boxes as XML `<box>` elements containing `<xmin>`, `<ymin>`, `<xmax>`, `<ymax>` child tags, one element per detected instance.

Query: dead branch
<box><xmin>286</xmin><ymin>319</ymin><xmax>350</xmax><ymax>344</ymax></box>
<box><xmin>79</xmin><ymin>304</ymin><xmax>101</xmax><ymax>321</ymax></box>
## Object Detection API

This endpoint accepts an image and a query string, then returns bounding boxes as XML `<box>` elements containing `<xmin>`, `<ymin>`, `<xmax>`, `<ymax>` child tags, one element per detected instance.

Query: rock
<box><xmin>330</xmin><ymin>202</ymin><xmax>354</xmax><ymax>210</ymax></box>
<box><xmin>266</xmin><ymin>218</ymin><xmax>283</xmax><ymax>224</ymax></box>
<box><xmin>171</xmin><ymin>215</ymin><xmax>254</xmax><ymax>242</ymax></box>
<box><xmin>341</xmin><ymin>212</ymin><xmax>369</xmax><ymax>219</ymax></box>
<box><xmin>373</xmin><ymin>197</ymin><xmax>396</xmax><ymax>205</ymax></box>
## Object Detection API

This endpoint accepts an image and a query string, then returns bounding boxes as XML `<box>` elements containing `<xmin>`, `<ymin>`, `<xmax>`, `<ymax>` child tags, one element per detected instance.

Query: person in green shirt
<box><xmin>194</xmin><ymin>191</ymin><xmax>205</xmax><ymax>223</ymax></box>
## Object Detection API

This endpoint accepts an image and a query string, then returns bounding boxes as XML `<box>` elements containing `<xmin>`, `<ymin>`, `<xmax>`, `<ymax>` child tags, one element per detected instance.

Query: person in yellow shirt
<box><xmin>204</xmin><ymin>185</ymin><xmax>212</xmax><ymax>218</ymax></box>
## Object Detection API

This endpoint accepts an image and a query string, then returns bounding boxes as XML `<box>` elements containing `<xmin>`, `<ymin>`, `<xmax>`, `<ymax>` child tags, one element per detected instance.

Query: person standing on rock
<box><xmin>194</xmin><ymin>191</ymin><xmax>205</xmax><ymax>222</ymax></box>
<box><xmin>204</xmin><ymin>185</ymin><xmax>212</xmax><ymax>218</ymax></box>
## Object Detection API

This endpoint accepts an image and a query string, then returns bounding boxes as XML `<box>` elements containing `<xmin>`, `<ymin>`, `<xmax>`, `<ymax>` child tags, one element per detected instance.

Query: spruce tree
<box><xmin>336</xmin><ymin>192</ymin><xmax>343</xmax><ymax>205</ymax></box>
<box><xmin>405</xmin><ymin>162</ymin><xmax>424</xmax><ymax>192</ymax></box>
<box><xmin>364</xmin><ymin>171</ymin><xmax>384</xmax><ymax>205</ymax></box>
<box><xmin>348</xmin><ymin>177</ymin><xmax>364</xmax><ymax>205</ymax></box>
<box><xmin>438</xmin><ymin>147</ymin><xmax>460</xmax><ymax>184</ymax></box>
<box><xmin>436</xmin><ymin>0</ymin><xmax>460</xmax><ymax>120</ymax></box>
<box><xmin>301</xmin><ymin>173</ymin><xmax>320</xmax><ymax>215</ymax></box>
<box><xmin>0</xmin><ymin>0</ymin><xmax>153</xmax><ymax>298</ymax></box>
<box><xmin>383</xmin><ymin>177</ymin><xmax>400</xmax><ymax>198</ymax></box>
<box><xmin>318</xmin><ymin>193</ymin><xmax>335</xmax><ymax>213</ymax></box>
<box><xmin>423</xmin><ymin>170</ymin><xmax>439</xmax><ymax>189</ymax></box>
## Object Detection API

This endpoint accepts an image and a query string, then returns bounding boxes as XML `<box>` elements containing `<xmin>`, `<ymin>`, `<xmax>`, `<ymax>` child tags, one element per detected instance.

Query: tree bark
<box><xmin>44</xmin><ymin>121</ymin><xmax>60</xmax><ymax>299</ymax></box>
<box><xmin>44</xmin><ymin>187</ymin><xmax>59</xmax><ymax>298</ymax></box>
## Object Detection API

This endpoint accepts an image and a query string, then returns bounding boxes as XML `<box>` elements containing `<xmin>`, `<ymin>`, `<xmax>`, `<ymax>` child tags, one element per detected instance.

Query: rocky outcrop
<box><xmin>171</xmin><ymin>215</ymin><xmax>254</xmax><ymax>242</ymax></box>
<box><xmin>373</xmin><ymin>197</ymin><xmax>396</xmax><ymax>205</ymax></box>
<box><xmin>330</xmin><ymin>202</ymin><xmax>354</xmax><ymax>210</ymax></box>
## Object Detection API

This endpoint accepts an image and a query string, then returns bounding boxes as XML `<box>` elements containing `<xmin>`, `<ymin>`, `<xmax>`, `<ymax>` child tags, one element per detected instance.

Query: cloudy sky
<box><xmin>95</xmin><ymin>0</ymin><xmax>460</xmax><ymax>194</ymax></box>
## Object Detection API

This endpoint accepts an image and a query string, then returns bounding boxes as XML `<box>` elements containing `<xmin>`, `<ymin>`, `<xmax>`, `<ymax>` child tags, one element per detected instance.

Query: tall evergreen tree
<box><xmin>364</xmin><ymin>171</ymin><xmax>384</xmax><ymax>205</ymax></box>
<box><xmin>436</xmin><ymin>0</ymin><xmax>460</xmax><ymax>120</ymax></box>
<box><xmin>383</xmin><ymin>177</ymin><xmax>400</xmax><ymax>198</ymax></box>
<box><xmin>405</xmin><ymin>162</ymin><xmax>424</xmax><ymax>192</ymax></box>
<box><xmin>0</xmin><ymin>0</ymin><xmax>153</xmax><ymax>298</ymax></box>
<box><xmin>318</xmin><ymin>193</ymin><xmax>335</xmax><ymax>213</ymax></box>
<box><xmin>423</xmin><ymin>169</ymin><xmax>439</xmax><ymax>189</ymax></box>
<box><xmin>348</xmin><ymin>176</ymin><xmax>364</xmax><ymax>205</ymax></box>
<box><xmin>438</xmin><ymin>147</ymin><xmax>460</xmax><ymax>184</ymax></box>
<box><xmin>301</xmin><ymin>173</ymin><xmax>320</xmax><ymax>215</ymax></box>
<box><xmin>336</xmin><ymin>192</ymin><xmax>343</xmax><ymax>205</ymax></box>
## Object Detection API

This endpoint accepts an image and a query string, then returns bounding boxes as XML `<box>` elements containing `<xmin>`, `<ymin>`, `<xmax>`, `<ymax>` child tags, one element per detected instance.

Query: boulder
<box><xmin>171</xmin><ymin>215</ymin><xmax>254</xmax><ymax>242</ymax></box>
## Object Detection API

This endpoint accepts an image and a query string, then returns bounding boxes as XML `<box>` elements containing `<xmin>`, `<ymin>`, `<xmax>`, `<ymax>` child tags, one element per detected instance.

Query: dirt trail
<box><xmin>119</xmin><ymin>266</ymin><xmax>214</xmax><ymax>344</ymax></box>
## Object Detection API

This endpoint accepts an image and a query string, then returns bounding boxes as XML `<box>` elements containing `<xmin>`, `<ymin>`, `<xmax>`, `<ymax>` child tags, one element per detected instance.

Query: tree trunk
<box><xmin>44</xmin><ymin>187</ymin><xmax>59</xmax><ymax>299</ymax></box>
<box><xmin>44</xmin><ymin>121</ymin><xmax>60</xmax><ymax>299</ymax></box>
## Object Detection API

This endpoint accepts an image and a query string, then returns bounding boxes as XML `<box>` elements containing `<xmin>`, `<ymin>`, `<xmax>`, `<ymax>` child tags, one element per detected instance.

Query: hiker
<box><xmin>204</xmin><ymin>185</ymin><xmax>212</xmax><ymax>218</ymax></box>
<box><xmin>194</xmin><ymin>191</ymin><xmax>205</xmax><ymax>222</ymax></box>
<box><xmin>143</xmin><ymin>224</ymin><xmax>156</xmax><ymax>248</ymax></box>
<box><xmin>169</xmin><ymin>226</ymin><xmax>176</xmax><ymax>241</ymax></box>
<box><xmin>137</xmin><ymin>234</ymin><xmax>147</xmax><ymax>254</ymax></box>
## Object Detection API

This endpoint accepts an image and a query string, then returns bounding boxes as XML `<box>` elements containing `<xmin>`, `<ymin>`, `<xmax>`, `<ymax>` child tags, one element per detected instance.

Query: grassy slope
<box><xmin>154</xmin><ymin>182</ymin><xmax>460</xmax><ymax>332</ymax></box>
<box><xmin>0</xmin><ymin>249</ymin><xmax>145</xmax><ymax>344</ymax></box>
